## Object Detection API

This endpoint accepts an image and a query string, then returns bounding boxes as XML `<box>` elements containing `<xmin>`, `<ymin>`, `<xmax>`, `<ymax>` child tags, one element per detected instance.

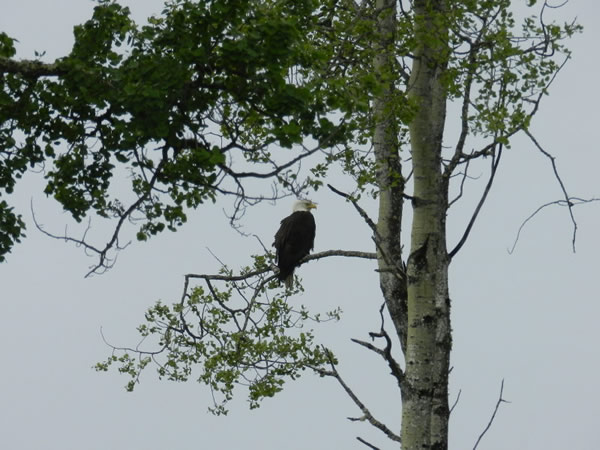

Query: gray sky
<box><xmin>1</xmin><ymin>1</ymin><xmax>599</xmax><ymax>449</ymax></box>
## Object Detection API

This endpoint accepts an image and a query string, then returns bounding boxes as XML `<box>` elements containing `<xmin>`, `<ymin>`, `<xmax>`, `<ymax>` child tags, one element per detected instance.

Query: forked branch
<box><xmin>524</xmin><ymin>129</ymin><xmax>582</xmax><ymax>252</ymax></box>
<box><xmin>449</xmin><ymin>144</ymin><xmax>503</xmax><ymax>259</ymax></box>
<box><xmin>317</xmin><ymin>348</ymin><xmax>402</xmax><ymax>444</ymax></box>
<box><xmin>508</xmin><ymin>196</ymin><xmax>600</xmax><ymax>254</ymax></box>
<box><xmin>351</xmin><ymin>303</ymin><xmax>404</xmax><ymax>389</ymax></box>
<box><xmin>327</xmin><ymin>183</ymin><xmax>405</xmax><ymax>280</ymax></box>
<box><xmin>473</xmin><ymin>379</ymin><xmax>510</xmax><ymax>450</ymax></box>
<box><xmin>31</xmin><ymin>151</ymin><xmax>169</xmax><ymax>277</ymax></box>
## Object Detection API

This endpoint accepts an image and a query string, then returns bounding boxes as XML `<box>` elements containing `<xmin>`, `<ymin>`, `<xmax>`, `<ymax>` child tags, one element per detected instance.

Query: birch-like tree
<box><xmin>1</xmin><ymin>1</ymin><xmax>581</xmax><ymax>448</ymax></box>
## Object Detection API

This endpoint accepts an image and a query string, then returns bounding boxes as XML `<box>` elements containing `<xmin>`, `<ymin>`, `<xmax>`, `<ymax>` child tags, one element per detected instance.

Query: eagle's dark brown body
<box><xmin>273</xmin><ymin>205</ymin><xmax>316</xmax><ymax>288</ymax></box>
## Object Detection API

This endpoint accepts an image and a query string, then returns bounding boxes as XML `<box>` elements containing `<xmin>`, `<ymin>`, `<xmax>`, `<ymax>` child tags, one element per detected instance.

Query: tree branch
<box><xmin>31</xmin><ymin>149</ymin><xmax>170</xmax><ymax>277</ymax></box>
<box><xmin>449</xmin><ymin>144</ymin><xmax>503</xmax><ymax>260</ymax></box>
<box><xmin>351</xmin><ymin>303</ymin><xmax>404</xmax><ymax>389</ymax></box>
<box><xmin>318</xmin><ymin>348</ymin><xmax>402</xmax><ymax>444</ymax></box>
<box><xmin>356</xmin><ymin>436</ymin><xmax>381</xmax><ymax>450</ymax></box>
<box><xmin>473</xmin><ymin>379</ymin><xmax>510</xmax><ymax>450</ymax></box>
<box><xmin>327</xmin><ymin>183</ymin><xmax>406</xmax><ymax>281</ymax></box>
<box><xmin>450</xmin><ymin>389</ymin><xmax>462</xmax><ymax>414</ymax></box>
<box><xmin>31</xmin><ymin>204</ymin><xmax>114</xmax><ymax>262</ymax></box>
<box><xmin>327</xmin><ymin>183</ymin><xmax>379</xmax><ymax>236</ymax></box>
<box><xmin>508</xmin><ymin>197</ymin><xmax>600</xmax><ymax>254</ymax></box>
<box><xmin>185</xmin><ymin>249</ymin><xmax>376</xmax><ymax>283</ymax></box>
<box><xmin>524</xmin><ymin>129</ymin><xmax>580</xmax><ymax>251</ymax></box>
<box><xmin>445</xmin><ymin>12</ymin><xmax>493</xmax><ymax>179</ymax></box>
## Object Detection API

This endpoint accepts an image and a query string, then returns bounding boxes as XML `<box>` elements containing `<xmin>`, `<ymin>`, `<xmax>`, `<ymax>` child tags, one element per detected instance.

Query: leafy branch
<box><xmin>96</xmin><ymin>247</ymin><xmax>376</xmax><ymax>413</ymax></box>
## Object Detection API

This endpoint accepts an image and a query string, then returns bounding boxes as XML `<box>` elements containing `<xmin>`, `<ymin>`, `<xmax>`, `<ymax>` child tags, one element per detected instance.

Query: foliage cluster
<box><xmin>96</xmin><ymin>253</ymin><xmax>341</xmax><ymax>413</ymax></box>
<box><xmin>0</xmin><ymin>0</ymin><xmax>362</xmax><ymax>262</ymax></box>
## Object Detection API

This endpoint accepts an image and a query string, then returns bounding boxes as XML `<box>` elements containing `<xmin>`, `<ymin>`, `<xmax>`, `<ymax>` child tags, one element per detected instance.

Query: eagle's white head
<box><xmin>292</xmin><ymin>199</ymin><xmax>317</xmax><ymax>212</ymax></box>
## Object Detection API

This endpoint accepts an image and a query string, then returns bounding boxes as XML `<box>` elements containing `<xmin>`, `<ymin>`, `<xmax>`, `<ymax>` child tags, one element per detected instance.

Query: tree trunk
<box><xmin>403</xmin><ymin>0</ymin><xmax>451</xmax><ymax>448</ymax></box>
<box><xmin>373</xmin><ymin>0</ymin><xmax>407</xmax><ymax>355</ymax></box>
<box><xmin>374</xmin><ymin>1</ymin><xmax>451</xmax><ymax>447</ymax></box>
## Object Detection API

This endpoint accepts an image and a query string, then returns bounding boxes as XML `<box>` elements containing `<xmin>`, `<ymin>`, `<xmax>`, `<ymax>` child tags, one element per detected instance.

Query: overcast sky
<box><xmin>1</xmin><ymin>1</ymin><xmax>599</xmax><ymax>449</ymax></box>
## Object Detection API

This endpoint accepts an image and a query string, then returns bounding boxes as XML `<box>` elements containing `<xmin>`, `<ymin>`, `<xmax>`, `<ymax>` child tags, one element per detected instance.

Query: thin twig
<box><xmin>327</xmin><ymin>184</ymin><xmax>379</xmax><ymax>237</ymax></box>
<box><xmin>327</xmin><ymin>183</ymin><xmax>405</xmax><ymax>280</ymax></box>
<box><xmin>507</xmin><ymin>197</ymin><xmax>599</xmax><ymax>254</ymax></box>
<box><xmin>525</xmin><ymin>129</ymin><xmax>579</xmax><ymax>251</ymax></box>
<box><xmin>320</xmin><ymin>347</ymin><xmax>402</xmax><ymax>443</ymax></box>
<box><xmin>473</xmin><ymin>379</ymin><xmax>510</xmax><ymax>450</ymax></box>
<box><xmin>448</xmin><ymin>158</ymin><xmax>474</xmax><ymax>208</ymax></box>
<box><xmin>352</xmin><ymin>303</ymin><xmax>404</xmax><ymax>388</ymax></box>
<box><xmin>450</xmin><ymin>389</ymin><xmax>462</xmax><ymax>414</ymax></box>
<box><xmin>449</xmin><ymin>144</ymin><xmax>503</xmax><ymax>259</ymax></box>
<box><xmin>356</xmin><ymin>436</ymin><xmax>381</xmax><ymax>450</ymax></box>
<box><xmin>351</xmin><ymin>338</ymin><xmax>385</xmax><ymax>356</ymax></box>
<box><xmin>31</xmin><ymin>150</ymin><xmax>169</xmax><ymax>276</ymax></box>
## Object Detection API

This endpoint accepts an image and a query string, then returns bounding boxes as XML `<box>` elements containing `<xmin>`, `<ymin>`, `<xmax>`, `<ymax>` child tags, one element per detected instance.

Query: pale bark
<box><xmin>373</xmin><ymin>0</ymin><xmax>407</xmax><ymax>355</ymax></box>
<box><xmin>402</xmin><ymin>0</ymin><xmax>451</xmax><ymax>448</ymax></box>
<box><xmin>373</xmin><ymin>1</ymin><xmax>453</xmax><ymax>448</ymax></box>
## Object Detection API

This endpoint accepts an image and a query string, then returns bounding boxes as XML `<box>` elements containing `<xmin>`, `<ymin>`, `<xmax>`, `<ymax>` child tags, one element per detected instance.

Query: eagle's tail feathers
<box><xmin>284</xmin><ymin>273</ymin><xmax>294</xmax><ymax>290</ymax></box>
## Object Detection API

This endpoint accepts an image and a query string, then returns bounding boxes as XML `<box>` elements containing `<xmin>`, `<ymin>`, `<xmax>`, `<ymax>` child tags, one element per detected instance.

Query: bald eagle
<box><xmin>273</xmin><ymin>199</ymin><xmax>317</xmax><ymax>289</ymax></box>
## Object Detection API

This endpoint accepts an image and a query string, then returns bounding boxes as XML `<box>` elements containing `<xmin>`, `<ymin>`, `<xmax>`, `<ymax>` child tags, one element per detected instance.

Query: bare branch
<box><xmin>449</xmin><ymin>144</ymin><xmax>503</xmax><ymax>260</ymax></box>
<box><xmin>450</xmin><ymin>389</ymin><xmax>462</xmax><ymax>414</ymax></box>
<box><xmin>100</xmin><ymin>326</ymin><xmax>167</xmax><ymax>361</ymax></box>
<box><xmin>304</xmin><ymin>249</ymin><xmax>377</xmax><ymax>263</ymax></box>
<box><xmin>352</xmin><ymin>303</ymin><xmax>404</xmax><ymax>388</ymax></box>
<box><xmin>31</xmin><ymin>204</ymin><xmax>102</xmax><ymax>254</ymax></box>
<box><xmin>31</xmin><ymin>149</ymin><xmax>169</xmax><ymax>277</ymax></box>
<box><xmin>508</xmin><ymin>197</ymin><xmax>600</xmax><ymax>254</ymax></box>
<box><xmin>356</xmin><ymin>436</ymin><xmax>381</xmax><ymax>450</ymax></box>
<box><xmin>186</xmin><ymin>249</ymin><xmax>376</xmax><ymax>283</ymax></box>
<box><xmin>448</xmin><ymin>158</ymin><xmax>475</xmax><ymax>208</ymax></box>
<box><xmin>253</xmin><ymin>234</ymin><xmax>271</xmax><ymax>254</ymax></box>
<box><xmin>473</xmin><ymin>379</ymin><xmax>510</xmax><ymax>450</ymax></box>
<box><xmin>351</xmin><ymin>338</ymin><xmax>385</xmax><ymax>356</ymax></box>
<box><xmin>327</xmin><ymin>183</ymin><xmax>379</xmax><ymax>236</ymax></box>
<box><xmin>524</xmin><ymin>129</ymin><xmax>580</xmax><ymax>251</ymax></box>
<box><xmin>448</xmin><ymin>50</ymin><xmax>576</xmax><ymax>260</ymax></box>
<box><xmin>217</xmin><ymin>147</ymin><xmax>319</xmax><ymax>179</ymax></box>
<box><xmin>30</xmin><ymin>202</ymin><xmax>128</xmax><ymax>274</ymax></box>
<box><xmin>319</xmin><ymin>348</ymin><xmax>402</xmax><ymax>443</ymax></box>
<box><xmin>327</xmin><ymin>183</ymin><xmax>406</xmax><ymax>281</ymax></box>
